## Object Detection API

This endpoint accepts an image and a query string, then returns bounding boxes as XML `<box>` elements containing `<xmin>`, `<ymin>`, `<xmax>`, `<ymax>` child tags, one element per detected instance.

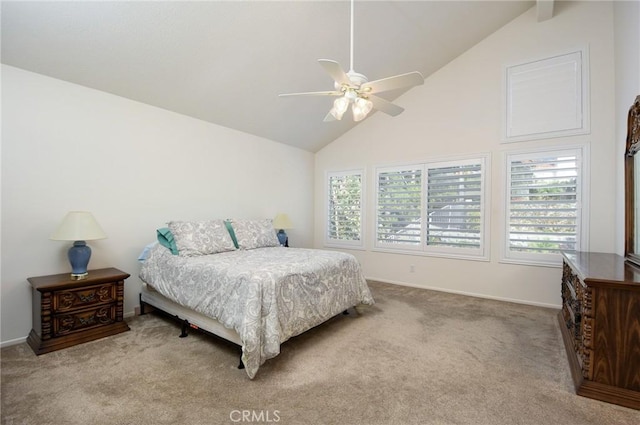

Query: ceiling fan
<box><xmin>279</xmin><ymin>0</ymin><xmax>424</xmax><ymax>122</ymax></box>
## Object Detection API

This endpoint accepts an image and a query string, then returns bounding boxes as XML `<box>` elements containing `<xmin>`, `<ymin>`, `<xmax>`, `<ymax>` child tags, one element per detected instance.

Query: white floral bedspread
<box><xmin>139</xmin><ymin>244</ymin><xmax>374</xmax><ymax>378</ymax></box>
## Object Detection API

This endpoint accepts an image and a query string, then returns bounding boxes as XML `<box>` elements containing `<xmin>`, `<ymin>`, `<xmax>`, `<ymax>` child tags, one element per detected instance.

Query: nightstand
<box><xmin>27</xmin><ymin>267</ymin><xmax>130</xmax><ymax>355</ymax></box>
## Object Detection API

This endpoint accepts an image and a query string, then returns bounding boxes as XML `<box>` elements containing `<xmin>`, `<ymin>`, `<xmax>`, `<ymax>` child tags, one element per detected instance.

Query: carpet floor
<box><xmin>1</xmin><ymin>281</ymin><xmax>639</xmax><ymax>425</ymax></box>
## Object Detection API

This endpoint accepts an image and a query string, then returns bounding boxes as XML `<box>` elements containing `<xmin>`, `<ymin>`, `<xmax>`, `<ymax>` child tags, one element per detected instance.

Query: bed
<box><xmin>138</xmin><ymin>219</ymin><xmax>374</xmax><ymax>379</ymax></box>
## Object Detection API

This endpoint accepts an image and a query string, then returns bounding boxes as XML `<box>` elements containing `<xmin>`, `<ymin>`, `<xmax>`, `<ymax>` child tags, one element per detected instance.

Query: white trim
<box><xmin>370</xmin><ymin>246</ymin><xmax>491</xmax><ymax>262</ymax></box>
<box><xmin>1</xmin><ymin>336</ymin><xmax>27</xmax><ymax>348</ymax></box>
<box><xmin>366</xmin><ymin>276</ymin><xmax>561</xmax><ymax>309</ymax></box>
<box><xmin>502</xmin><ymin>47</ymin><xmax>590</xmax><ymax>143</ymax></box>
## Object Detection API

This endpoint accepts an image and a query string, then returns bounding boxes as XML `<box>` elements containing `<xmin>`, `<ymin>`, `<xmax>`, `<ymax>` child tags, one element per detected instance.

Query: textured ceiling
<box><xmin>1</xmin><ymin>1</ymin><xmax>535</xmax><ymax>152</ymax></box>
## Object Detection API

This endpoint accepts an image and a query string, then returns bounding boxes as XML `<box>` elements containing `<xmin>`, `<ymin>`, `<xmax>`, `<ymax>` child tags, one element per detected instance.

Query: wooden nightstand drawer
<box><xmin>53</xmin><ymin>305</ymin><xmax>117</xmax><ymax>337</ymax></box>
<box><xmin>53</xmin><ymin>284</ymin><xmax>117</xmax><ymax>312</ymax></box>
<box><xmin>28</xmin><ymin>268</ymin><xmax>130</xmax><ymax>355</ymax></box>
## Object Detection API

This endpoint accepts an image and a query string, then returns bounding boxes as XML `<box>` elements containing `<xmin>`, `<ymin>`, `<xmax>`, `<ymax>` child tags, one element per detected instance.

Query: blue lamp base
<box><xmin>277</xmin><ymin>230</ymin><xmax>288</xmax><ymax>247</ymax></box>
<box><xmin>68</xmin><ymin>240</ymin><xmax>91</xmax><ymax>280</ymax></box>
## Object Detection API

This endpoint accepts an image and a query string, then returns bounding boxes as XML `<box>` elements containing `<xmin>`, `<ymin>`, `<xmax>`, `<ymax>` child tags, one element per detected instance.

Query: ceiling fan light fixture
<box><xmin>279</xmin><ymin>0</ymin><xmax>424</xmax><ymax>122</ymax></box>
<box><xmin>330</xmin><ymin>96</ymin><xmax>350</xmax><ymax>120</ymax></box>
<box><xmin>352</xmin><ymin>96</ymin><xmax>373</xmax><ymax>121</ymax></box>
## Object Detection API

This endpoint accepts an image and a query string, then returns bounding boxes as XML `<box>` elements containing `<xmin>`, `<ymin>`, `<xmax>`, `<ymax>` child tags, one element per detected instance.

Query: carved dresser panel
<box><xmin>559</xmin><ymin>251</ymin><xmax>640</xmax><ymax>410</ymax></box>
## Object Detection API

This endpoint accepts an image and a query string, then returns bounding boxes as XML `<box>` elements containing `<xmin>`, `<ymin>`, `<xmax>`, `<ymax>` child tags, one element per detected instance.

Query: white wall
<box><xmin>1</xmin><ymin>65</ymin><xmax>314</xmax><ymax>345</ymax></box>
<box><xmin>314</xmin><ymin>1</ymin><xmax>617</xmax><ymax>307</ymax></box>
<box><xmin>614</xmin><ymin>0</ymin><xmax>640</xmax><ymax>255</ymax></box>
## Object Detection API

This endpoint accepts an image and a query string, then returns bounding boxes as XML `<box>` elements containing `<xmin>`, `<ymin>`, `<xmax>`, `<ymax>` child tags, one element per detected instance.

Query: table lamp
<box><xmin>273</xmin><ymin>213</ymin><xmax>293</xmax><ymax>247</ymax></box>
<box><xmin>50</xmin><ymin>211</ymin><xmax>107</xmax><ymax>280</ymax></box>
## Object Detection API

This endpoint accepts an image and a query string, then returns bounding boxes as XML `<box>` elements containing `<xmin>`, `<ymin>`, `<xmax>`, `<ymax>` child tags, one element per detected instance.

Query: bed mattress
<box><xmin>139</xmin><ymin>244</ymin><xmax>374</xmax><ymax>378</ymax></box>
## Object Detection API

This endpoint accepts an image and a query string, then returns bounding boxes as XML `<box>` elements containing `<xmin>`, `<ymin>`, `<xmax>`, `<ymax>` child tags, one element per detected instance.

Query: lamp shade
<box><xmin>352</xmin><ymin>97</ymin><xmax>373</xmax><ymax>122</ymax></box>
<box><xmin>273</xmin><ymin>213</ymin><xmax>293</xmax><ymax>230</ymax></box>
<box><xmin>330</xmin><ymin>96</ymin><xmax>350</xmax><ymax>120</ymax></box>
<box><xmin>50</xmin><ymin>211</ymin><xmax>107</xmax><ymax>241</ymax></box>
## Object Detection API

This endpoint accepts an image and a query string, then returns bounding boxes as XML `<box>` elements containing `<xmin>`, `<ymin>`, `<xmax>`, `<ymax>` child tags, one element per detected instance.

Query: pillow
<box><xmin>156</xmin><ymin>227</ymin><xmax>179</xmax><ymax>255</ymax></box>
<box><xmin>138</xmin><ymin>242</ymin><xmax>158</xmax><ymax>262</ymax></box>
<box><xmin>230</xmin><ymin>219</ymin><xmax>280</xmax><ymax>250</ymax></box>
<box><xmin>168</xmin><ymin>220</ymin><xmax>236</xmax><ymax>257</ymax></box>
<box><xmin>224</xmin><ymin>220</ymin><xmax>239</xmax><ymax>249</ymax></box>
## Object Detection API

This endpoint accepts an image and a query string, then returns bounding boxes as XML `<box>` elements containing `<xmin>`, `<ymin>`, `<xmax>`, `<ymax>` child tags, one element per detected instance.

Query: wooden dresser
<box><xmin>559</xmin><ymin>251</ymin><xmax>640</xmax><ymax>409</ymax></box>
<box><xmin>27</xmin><ymin>267</ymin><xmax>130</xmax><ymax>355</ymax></box>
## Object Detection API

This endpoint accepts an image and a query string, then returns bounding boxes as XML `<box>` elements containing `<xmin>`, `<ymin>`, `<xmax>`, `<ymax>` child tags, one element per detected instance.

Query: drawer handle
<box><xmin>78</xmin><ymin>293</ymin><xmax>96</xmax><ymax>303</ymax></box>
<box><xmin>78</xmin><ymin>315</ymin><xmax>96</xmax><ymax>326</ymax></box>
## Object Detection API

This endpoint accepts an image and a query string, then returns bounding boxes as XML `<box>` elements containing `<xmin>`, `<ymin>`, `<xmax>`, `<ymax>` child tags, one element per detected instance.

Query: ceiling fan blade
<box><xmin>318</xmin><ymin>59</ymin><xmax>351</xmax><ymax>86</ymax></box>
<box><xmin>368</xmin><ymin>95</ymin><xmax>405</xmax><ymax>117</ymax></box>
<box><xmin>279</xmin><ymin>90</ymin><xmax>341</xmax><ymax>97</ymax></box>
<box><xmin>361</xmin><ymin>71</ymin><xmax>424</xmax><ymax>94</ymax></box>
<box><xmin>323</xmin><ymin>111</ymin><xmax>337</xmax><ymax>122</ymax></box>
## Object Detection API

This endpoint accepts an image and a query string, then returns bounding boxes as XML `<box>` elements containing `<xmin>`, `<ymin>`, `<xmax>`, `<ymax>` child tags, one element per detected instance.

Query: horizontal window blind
<box><xmin>376</xmin><ymin>168</ymin><xmax>422</xmax><ymax>246</ymax></box>
<box><xmin>426</xmin><ymin>162</ymin><xmax>483</xmax><ymax>249</ymax></box>
<box><xmin>375</xmin><ymin>156</ymin><xmax>488</xmax><ymax>260</ymax></box>
<box><xmin>507</xmin><ymin>153</ymin><xmax>579</xmax><ymax>256</ymax></box>
<box><xmin>327</xmin><ymin>171</ymin><xmax>363</xmax><ymax>245</ymax></box>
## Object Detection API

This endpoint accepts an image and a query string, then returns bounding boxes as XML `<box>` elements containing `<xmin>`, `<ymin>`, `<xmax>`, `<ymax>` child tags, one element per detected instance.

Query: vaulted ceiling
<box><xmin>1</xmin><ymin>1</ymin><xmax>538</xmax><ymax>152</ymax></box>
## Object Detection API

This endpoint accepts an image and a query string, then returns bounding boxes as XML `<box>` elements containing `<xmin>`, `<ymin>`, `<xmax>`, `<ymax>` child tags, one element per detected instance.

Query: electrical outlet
<box><xmin>410</xmin><ymin>264</ymin><xmax>415</xmax><ymax>273</ymax></box>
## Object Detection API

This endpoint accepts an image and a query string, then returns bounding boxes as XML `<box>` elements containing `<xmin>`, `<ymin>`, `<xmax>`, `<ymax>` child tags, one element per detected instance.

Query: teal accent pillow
<box><xmin>225</xmin><ymin>220</ymin><xmax>239</xmax><ymax>249</ymax></box>
<box><xmin>157</xmin><ymin>227</ymin><xmax>179</xmax><ymax>255</ymax></box>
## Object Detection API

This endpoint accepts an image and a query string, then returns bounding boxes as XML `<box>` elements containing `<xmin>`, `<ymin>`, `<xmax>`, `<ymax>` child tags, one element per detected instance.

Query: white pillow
<box><xmin>230</xmin><ymin>219</ymin><xmax>280</xmax><ymax>250</ymax></box>
<box><xmin>168</xmin><ymin>220</ymin><xmax>236</xmax><ymax>257</ymax></box>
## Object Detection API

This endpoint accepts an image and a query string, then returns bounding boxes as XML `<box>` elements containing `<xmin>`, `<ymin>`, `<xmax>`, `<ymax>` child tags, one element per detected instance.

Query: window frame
<box><xmin>374</xmin><ymin>164</ymin><xmax>425</xmax><ymax>253</ymax></box>
<box><xmin>324</xmin><ymin>169</ymin><xmax>365</xmax><ymax>249</ymax></box>
<box><xmin>424</xmin><ymin>157</ymin><xmax>488</xmax><ymax>258</ymax></box>
<box><xmin>374</xmin><ymin>154</ymin><xmax>490</xmax><ymax>261</ymax></box>
<box><xmin>501</xmin><ymin>145</ymin><xmax>589</xmax><ymax>267</ymax></box>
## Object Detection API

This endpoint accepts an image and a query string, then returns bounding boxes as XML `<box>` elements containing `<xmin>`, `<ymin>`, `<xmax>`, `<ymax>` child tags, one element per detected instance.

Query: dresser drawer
<box><xmin>52</xmin><ymin>283</ymin><xmax>117</xmax><ymax>313</ymax></box>
<box><xmin>28</xmin><ymin>268</ymin><xmax>130</xmax><ymax>355</ymax></box>
<box><xmin>52</xmin><ymin>305</ymin><xmax>117</xmax><ymax>337</ymax></box>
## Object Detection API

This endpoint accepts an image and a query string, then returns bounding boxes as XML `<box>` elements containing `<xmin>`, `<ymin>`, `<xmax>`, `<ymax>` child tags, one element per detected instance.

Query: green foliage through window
<box><xmin>327</xmin><ymin>172</ymin><xmax>362</xmax><ymax>244</ymax></box>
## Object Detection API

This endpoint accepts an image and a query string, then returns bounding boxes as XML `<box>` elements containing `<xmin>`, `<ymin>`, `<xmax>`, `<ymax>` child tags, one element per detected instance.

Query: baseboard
<box><xmin>1</xmin><ymin>336</ymin><xmax>27</xmax><ymax>348</ymax></box>
<box><xmin>366</xmin><ymin>276</ymin><xmax>561</xmax><ymax>309</ymax></box>
<box><xmin>2</xmin><ymin>311</ymin><xmax>138</xmax><ymax>348</ymax></box>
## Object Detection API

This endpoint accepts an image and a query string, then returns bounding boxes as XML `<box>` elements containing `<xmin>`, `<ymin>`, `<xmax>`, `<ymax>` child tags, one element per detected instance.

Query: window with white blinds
<box><xmin>426</xmin><ymin>160</ymin><xmax>484</xmax><ymax>252</ymax></box>
<box><xmin>376</xmin><ymin>167</ymin><xmax>422</xmax><ymax>248</ymax></box>
<box><xmin>504</xmin><ymin>147</ymin><xmax>586</xmax><ymax>266</ymax></box>
<box><xmin>376</xmin><ymin>156</ymin><xmax>488</xmax><ymax>260</ymax></box>
<box><xmin>326</xmin><ymin>170</ymin><xmax>364</xmax><ymax>247</ymax></box>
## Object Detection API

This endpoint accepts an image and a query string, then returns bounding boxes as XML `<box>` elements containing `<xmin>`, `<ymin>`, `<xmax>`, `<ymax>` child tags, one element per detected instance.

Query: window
<box><xmin>504</xmin><ymin>146</ymin><xmax>588</xmax><ymax>266</ymax></box>
<box><xmin>375</xmin><ymin>156</ymin><xmax>488</xmax><ymax>260</ymax></box>
<box><xmin>426</xmin><ymin>160</ymin><xmax>483</xmax><ymax>252</ymax></box>
<box><xmin>326</xmin><ymin>170</ymin><xmax>364</xmax><ymax>248</ymax></box>
<box><xmin>376</xmin><ymin>167</ymin><xmax>422</xmax><ymax>248</ymax></box>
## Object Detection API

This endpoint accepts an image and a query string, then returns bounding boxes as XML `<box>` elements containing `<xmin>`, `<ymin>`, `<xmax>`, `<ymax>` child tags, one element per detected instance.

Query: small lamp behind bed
<box><xmin>273</xmin><ymin>213</ymin><xmax>293</xmax><ymax>247</ymax></box>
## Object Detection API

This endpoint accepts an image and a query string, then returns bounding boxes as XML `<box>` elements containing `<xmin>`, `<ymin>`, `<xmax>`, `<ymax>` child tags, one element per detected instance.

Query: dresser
<box><xmin>559</xmin><ymin>251</ymin><xmax>640</xmax><ymax>410</ymax></box>
<box><xmin>27</xmin><ymin>267</ymin><xmax>130</xmax><ymax>355</ymax></box>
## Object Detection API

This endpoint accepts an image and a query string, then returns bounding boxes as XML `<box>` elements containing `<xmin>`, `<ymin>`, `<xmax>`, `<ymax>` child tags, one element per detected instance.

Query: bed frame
<box><xmin>139</xmin><ymin>282</ymin><xmax>352</xmax><ymax>371</ymax></box>
<box><xmin>139</xmin><ymin>283</ymin><xmax>245</xmax><ymax>368</ymax></box>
